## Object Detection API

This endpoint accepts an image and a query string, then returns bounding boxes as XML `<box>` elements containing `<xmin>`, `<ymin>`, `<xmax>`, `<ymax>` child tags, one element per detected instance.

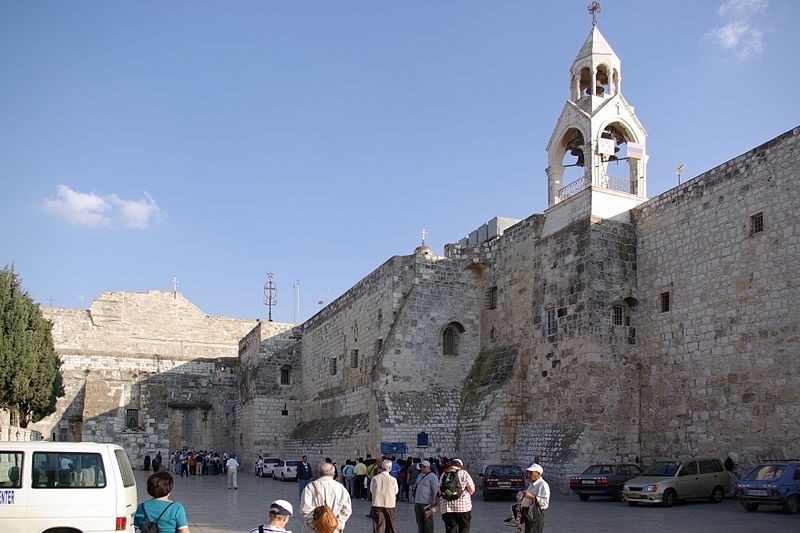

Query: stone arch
<box><xmin>442</xmin><ymin>321</ymin><xmax>465</xmax><ymax>356</ymax></box>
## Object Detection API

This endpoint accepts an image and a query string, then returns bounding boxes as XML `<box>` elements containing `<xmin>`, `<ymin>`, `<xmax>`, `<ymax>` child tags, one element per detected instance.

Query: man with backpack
<box><xmin>436</xmin><ymin>459</ymin><xmax>475</xmax><ymax>533</ymax></box>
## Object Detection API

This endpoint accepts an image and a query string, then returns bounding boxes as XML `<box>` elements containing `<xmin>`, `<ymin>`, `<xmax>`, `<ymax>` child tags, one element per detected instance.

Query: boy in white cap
<box><xmin>250</xmin><ymin>499</ymin><xmax>293</xmax><ymax>533</ymax></box>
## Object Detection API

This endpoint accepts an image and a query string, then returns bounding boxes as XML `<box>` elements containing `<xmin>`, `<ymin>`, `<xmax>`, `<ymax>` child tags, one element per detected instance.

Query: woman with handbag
<box><xmin>518</xmin><ymin>463</ymin><xmax>550</xmax><ymax>533</ymax></box>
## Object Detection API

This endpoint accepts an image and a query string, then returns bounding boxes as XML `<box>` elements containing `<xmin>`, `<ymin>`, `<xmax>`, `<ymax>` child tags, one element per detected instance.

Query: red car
<box><xmin>570</xmin><ymin>463</ymin><xmax>643</xmax><ymax>501</ymax></box>
<box><xmin>479</xmin><ymin>464</ymin><xmax>526</xmax><ymax>501</ymax></box>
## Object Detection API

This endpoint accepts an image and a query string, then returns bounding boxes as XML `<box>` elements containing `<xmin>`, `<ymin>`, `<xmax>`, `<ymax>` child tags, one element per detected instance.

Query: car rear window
<box><xmin>486</xmin><ymin>465</ymin><xmax>522</xmax><ymax>476</ymax></box>
<box><xmin>584</xmin><ymin>465</ymin><xmax>614</xmax><ymax>474</ymax></box>
<box><xmin>745</xmin><ymin>465</ymin><xmax>785</xmax><ymax>481</ymax></box>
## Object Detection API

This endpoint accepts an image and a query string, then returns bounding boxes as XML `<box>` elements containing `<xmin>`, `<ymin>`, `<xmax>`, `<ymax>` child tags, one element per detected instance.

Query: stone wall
<box><xmin>633</xmin><ymin>126</ymin><xmax>800</xmax><ymax>467</ymax></box>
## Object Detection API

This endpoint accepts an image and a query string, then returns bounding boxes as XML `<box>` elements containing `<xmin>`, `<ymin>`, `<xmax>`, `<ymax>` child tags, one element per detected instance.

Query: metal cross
<box><xmin>420</xmin><ymin>228</ymin><xmax>428</xmax><ymax>245</ymax></box>
<box><xmin>171</xmin><ymin>277</ymin><xmax>179</xmax><ymax>292</ymax></box>
<box><xmin>588</xmin><ymin>2</ymin><xmax>601</xmax><ymax>27</ymax></box>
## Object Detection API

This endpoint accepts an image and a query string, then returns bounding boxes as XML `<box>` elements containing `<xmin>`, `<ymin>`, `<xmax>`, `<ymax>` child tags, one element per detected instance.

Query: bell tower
<box><xmin>543</xmin><ymin>4</ymin><xmax>648</xmax><ymax>236</ymax></box>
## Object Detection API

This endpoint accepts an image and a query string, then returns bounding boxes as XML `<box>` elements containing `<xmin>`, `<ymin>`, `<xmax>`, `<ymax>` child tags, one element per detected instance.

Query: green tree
<box><xmin>0</xmin><ymin>266</ymin><xmax>63</xmax><ymax>427</ymax></box>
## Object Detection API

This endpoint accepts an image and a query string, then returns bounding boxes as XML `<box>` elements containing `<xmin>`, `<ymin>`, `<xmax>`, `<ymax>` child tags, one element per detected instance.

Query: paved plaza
<box><xmin>135</xmin><ymin>469</ymin><xmax>799</xmax><ymax>533</ymax></box>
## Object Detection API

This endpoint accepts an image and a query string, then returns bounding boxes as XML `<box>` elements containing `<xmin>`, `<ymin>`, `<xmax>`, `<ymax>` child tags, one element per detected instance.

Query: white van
<box><xmin>0</xmin><ymin>441</ymin><xmax>137</xmax><ymax>533</ymax></box>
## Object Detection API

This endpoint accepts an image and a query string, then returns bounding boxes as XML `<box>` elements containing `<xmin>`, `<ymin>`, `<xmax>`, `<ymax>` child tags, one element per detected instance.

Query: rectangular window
<box><xmin>660</xmin><ymin>292</ymin><xmax>671</xmax><ymax>313</ymax></box>
<box><xmin>280</xmin><ymin>366</ymin><xmax>291</xmax><ymax>385</ymax></box>
<box><xmin>349</xmin><ymin>349</ymin><xmax>359</xmax><ymax>368</ymax></box>
<box><xmin>125</xmin><ymin>409</ymin><xmax>139</xmax><ymax>429</ymax></box>
<box><xmin>750</xmin><ymin>212</ymin><xmax>764</xmax><ymax>235</ymax></box>
<box><xmin>612</xmin><ymin>305</ymin><xmax>624</xmax><ymax>326</ymax></box>
<box><xmin>373</xmin><ymin>339</ymin><xmax>383</xmax><ymax>356</ymax></box>
<box><xmin>486</xmin><ymin>286</ymin><xmax>498</xmax><ymax>310</ymax></box>
<box><xmin>546</xmin><ymin>308</ymin><xmax>557</xmax><ymax>336</ymax></box>
<box><xmin>330</xmin><ymin>357</ymin><xmax>337</xmax><ymax>375</ymax></box>
<box><xmin>31</xmin><ymin>451</ymin><xmax>107</xmax><ymax>488</ymax></box>
<box><xmin>0</xmin><ymin>452</ymin><xmax>23</xmax><ymax>488</ymax></box>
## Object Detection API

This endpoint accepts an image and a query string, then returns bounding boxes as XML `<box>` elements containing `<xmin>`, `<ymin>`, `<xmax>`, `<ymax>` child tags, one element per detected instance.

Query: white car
<box><xmin>273</xmin><ymin>459</ymin><xmax>302</xmax><ymax>482</ymax></box>
<box><xmin>260</xmin><ymin>457</ymin><xmax>282</xmax><ymax>478</ymax></box>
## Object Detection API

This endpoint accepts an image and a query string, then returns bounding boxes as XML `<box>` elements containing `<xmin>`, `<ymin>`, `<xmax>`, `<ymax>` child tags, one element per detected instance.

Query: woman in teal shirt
<box><xmin>134</xmin><ymin>471</ymin><xmax>191</xmax><ymax>533</ymax></box>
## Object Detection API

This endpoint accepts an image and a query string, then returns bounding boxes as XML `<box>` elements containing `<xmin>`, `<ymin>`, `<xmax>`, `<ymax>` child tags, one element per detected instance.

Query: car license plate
<box><xmin>747</xmin><ymin>489</ymin><xmax>768</xmax><ymax>496</ymax></box>
<box><xmin>498</xmin><ymin>482</ymin><xmax>511</xmax><ymax>487</ymax></box>
<box><xmin>583</xmin><ymin>480</ymin><xmax>596</xmax><ymax>485</ymax></box>
<box><xmin>626</xmin><ymin>493</ymin><xmax>644</xmax><ymax>499</ymax></box>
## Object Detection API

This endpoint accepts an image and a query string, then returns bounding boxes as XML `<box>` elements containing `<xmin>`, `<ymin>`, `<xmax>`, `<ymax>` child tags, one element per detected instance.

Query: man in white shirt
<box><xmin>518</xmin><ymin>463</ymin><xmax>550</xmax><ymax>533</ymax></box>
<box><xmin>226</xmin><ymin>455</ymin><xmax>240</xmax><ymax>489</ymax></box>
<box><xmin>300</xmin><ymin>463</ymin><xmax>352</xmax><ymax>533</ymax></box>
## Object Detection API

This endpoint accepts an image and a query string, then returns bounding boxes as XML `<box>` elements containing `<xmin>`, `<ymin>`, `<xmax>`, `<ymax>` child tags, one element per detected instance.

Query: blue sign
<box><xmin>380</xmin><ymin>442</ymin><xmax>407</xmax><ymax>455</ymax></box>
<box><xmin>417</xmin><ymin>432</ymin><xmax>428</xmax><ymax>447</ymax></box>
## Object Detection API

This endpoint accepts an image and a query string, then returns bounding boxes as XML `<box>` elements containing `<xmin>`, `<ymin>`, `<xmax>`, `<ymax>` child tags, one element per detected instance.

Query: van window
<box><xmin>32</xmin><ymin>452</ymin><xmax>107</xmax><ymax>488</ymax></box>
<box><xmin>0</xmin><ymin>452</ymin><xmax>23</xmax><ymax>488</ymax></box>
<box><xmin>114</xmin><ymin>448</ymin><xmax>136</xmax><ymax>487</ymax></box>
<box><xmin>680</xmin><ymin>461</ymin><xmax>698</xmax><ymax>476</ymax></box>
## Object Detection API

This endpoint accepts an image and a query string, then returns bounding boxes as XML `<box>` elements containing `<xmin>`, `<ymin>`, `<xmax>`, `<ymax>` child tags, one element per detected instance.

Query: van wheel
<box><xmin>661</xmin><ymin>489</ymin><xmax>677</xmax><ymax>507</ymax></box>
<box><xmin>783</xmin><ymin>495</ymin><xmax>800</xmax><ymax>514</ymax></box>
<box><xmin>709</xmin><ymin>486</ymin><xmax>724</xmax><ymax>503</ymax></box>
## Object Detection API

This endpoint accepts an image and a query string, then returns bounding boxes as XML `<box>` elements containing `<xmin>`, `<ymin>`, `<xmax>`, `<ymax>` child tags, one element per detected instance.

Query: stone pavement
<box><xmin>136</xmin><ymin>469</ymin><xmax>797</xmax><ymax>533</ymax></box>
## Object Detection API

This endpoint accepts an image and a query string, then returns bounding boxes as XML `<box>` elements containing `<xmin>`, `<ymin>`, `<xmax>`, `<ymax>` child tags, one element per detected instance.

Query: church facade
<box><xmin>25</xmin><ymin>23</ymin><xmax>799</xmax><ymax>489</ymax></box>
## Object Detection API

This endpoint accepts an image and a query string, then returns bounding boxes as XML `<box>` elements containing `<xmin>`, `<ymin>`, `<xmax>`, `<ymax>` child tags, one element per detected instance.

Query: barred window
<box><xmin>750</xmin><ymin>212</ymin><xmax>764</xmax><ymax>235</ymax></box>
<box><xmin>125</xmin><ymin>409</ymin><xmax>139</xmax><ymax>429</ymax></box>
<box><xmin>546</xmin><ymin>308</ymin><xmax>557</xmax><ymax>336</ymax></box>
<box><xmin>330</xmin><ymin>357</ymin><xmax>337</xmax><ymax>375</ymax></box>
<box><xmin>660</xmin><ymin>292</ymin><xmax>671</xmax><ymax>313</ymax></box>
<box><xmin>612</xmin><ymin>305</ymin><xmax>624</xmax><ymax>326</ymax></box>
<box><xmin>373</xmin><ymin>339</ymin><xmax>383</xmax><ymax>356</ymax></box>
<box><xmin>442</xmin><ymin>322</ymin><xmax>464</xmax><ymax>355</ymax></box>
<box><xmin>349</xmin><ymin>349</ymin><xmax>359</xmax><ymax>368</ymax></box>
<box><xmin>486</xmin><ymin>286</ymin><xmax>498</xmax><ymax>310</ymax></box>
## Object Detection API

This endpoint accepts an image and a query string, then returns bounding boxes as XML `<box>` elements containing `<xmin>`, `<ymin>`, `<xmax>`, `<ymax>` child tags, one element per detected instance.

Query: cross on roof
<box><xmin>420</xmin><ymin>228</ymin><xmax>428</xmax><ymax>245</ymax></box>
<box><xmin>588</xmin><ymin>2</ymin><xmax>601</xmax><ymax>27</ymax></box>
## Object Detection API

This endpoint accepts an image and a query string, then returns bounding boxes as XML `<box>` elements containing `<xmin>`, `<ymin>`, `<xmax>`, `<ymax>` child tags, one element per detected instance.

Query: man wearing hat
<box><xmin>518</xmin><ymin>463</ymin><xmax>550</xmax><ymax>533</ymax></box>
<box><xmin>250</xmin><ymin>499</ymin><xmax>293</xmax><ymax>533</ymax></box>
<box><xmin>412</xmin><ymin>460</ymin><xmax>439</xmax><ymax>533</ymax></box>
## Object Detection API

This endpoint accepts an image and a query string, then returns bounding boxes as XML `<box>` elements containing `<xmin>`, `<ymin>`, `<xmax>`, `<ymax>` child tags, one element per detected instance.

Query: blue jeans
<box><xmin>299</xmin><ymin>478</ymin><xmax>310</xmax><ymax>496</ymax></box>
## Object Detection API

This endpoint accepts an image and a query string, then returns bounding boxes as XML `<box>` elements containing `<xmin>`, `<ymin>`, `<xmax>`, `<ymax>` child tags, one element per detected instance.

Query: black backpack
<box><xmin>139</xmin><ymin>501</ymin><xmax>175</xmax><ymax>533</ymax></box>
<box><xmin>439</xmin><ymin>470</ymin><xmax>464</xmax><ymax>501</ymax></box>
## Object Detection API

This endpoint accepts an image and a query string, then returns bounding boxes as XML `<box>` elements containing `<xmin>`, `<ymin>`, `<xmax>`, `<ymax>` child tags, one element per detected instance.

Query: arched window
<box><xmin>442</xmin><ymin>322</ymin><xmax>465</xmax><ymax>355</ymax></box>
<box><xmin>280</xmin><ymin>365</ymin><xmax>292</xmax><ymax>385</ymax></box>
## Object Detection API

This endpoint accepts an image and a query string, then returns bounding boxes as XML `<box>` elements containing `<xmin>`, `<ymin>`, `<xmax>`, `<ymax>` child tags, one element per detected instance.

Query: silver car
<box><xmin>623</xmin><ymin>458</ymin><xmax>730</xmax><ymax>507</ymax></box>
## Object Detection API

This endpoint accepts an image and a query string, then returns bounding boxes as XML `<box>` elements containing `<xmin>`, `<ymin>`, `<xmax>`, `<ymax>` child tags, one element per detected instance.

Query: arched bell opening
<box><xmin>595</xmin><ymin>65</ymin><xmax>611</xmax><ymax>96</ymax></box>
<box><xmin>557</xmin><ymin>128</ymin><xmax>588</xmax><ymax>200</ymax></box>
<box><xmin>598</xmin><ymin>123</ymin><xmax>643</xmax><ymax>196</ymax></box>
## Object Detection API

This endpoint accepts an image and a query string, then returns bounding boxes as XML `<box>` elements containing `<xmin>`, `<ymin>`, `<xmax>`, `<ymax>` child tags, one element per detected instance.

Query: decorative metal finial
<box><xmin>420</xmin><ymin>228</ymin><xmax>428</xmax><ymax>246</ymax></box>
<box><xmin>170</xmin><ymin>276</ymin><xmax>179</xmax><ymax>298</ymax></box>
<box><xmin>588</xmin><ymin>2</ymin><xmax>601</xmax><ymax>27</ymax></box>
<box><xmin>263</xmin><ymin>271</ymin><xmax>278</xmax><ymax>322</ymax></box>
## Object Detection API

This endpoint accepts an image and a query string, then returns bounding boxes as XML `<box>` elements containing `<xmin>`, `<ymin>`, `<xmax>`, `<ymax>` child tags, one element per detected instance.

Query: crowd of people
<box><xmin>136</xmin><ymin>452</ymin><xmax>551</xmax><ymax>533</ymax></box>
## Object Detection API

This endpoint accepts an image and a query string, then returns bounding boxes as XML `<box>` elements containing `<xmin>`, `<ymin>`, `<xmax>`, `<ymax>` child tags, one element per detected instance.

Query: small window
<box><xmin>349</xmin><ymin>349</ymin><xmax>359</xmax><ymax>368</ymax></box>
<box><xmin>329</xmin><ymin>357</ymin><xmax>337</xmax><ymax>375</ymax></box>
<box><xmin>612</xmin><ymin>305</ymin><xmax>624</xmax><ymax>326</ymax></box>
<box><xmin>125</xmin><ymin>409</ymin><xmax>139</xmax><ymax>429</ymax></box>
<box><xmin>442</xmin><ymin>322</ymin><xmax>464</xmax><ymax>355</ymax></box>
<box><xmin>750</xmin><ymin>212</ymin><xmax>764</xmax><ymax>234</ymax></box>
<box><xmin>32</xmin><ymin>452</ymin><xmax>106</xmax><ymax>488</ymax></box>
<box><xmin>0</xmin><ymin>452</ymin><xmax>23</xmax><ymax>488</ymax></box>
<box><xmin>486</xmin><ymin>286</ymin><xmax>498</xmax><ymax>310</ymax></box>
<box><xmin>660</xmin><ymin>292</ymin><xmax>670</xmax><ymax>313</ymax></box>
<box><xmin>373</xmin><ymin>339</ymin><xmax>383</xmax><ymax>356</ymax></box>
<box><xmin>546</xmin><ymin>308</ymin><xmax>557</xmax><ymax>336</ymax></box>
<box><xmin>280</xmin><ymin>365</ymin><xmax>292</xmax><ymax>385</ymax></box>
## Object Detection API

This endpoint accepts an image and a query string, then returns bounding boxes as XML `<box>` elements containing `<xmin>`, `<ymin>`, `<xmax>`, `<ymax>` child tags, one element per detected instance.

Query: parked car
<box><xmin>569</xmin><ymin>463</ymin><xmax>643</xmax><ymax>501</ymax></box>
<box><xmin>479</xmin><ymin>464</ymin><xmax>526</xmax><ymax>501</ymax></box>
<box><xmin>735</xmin><ymin>460</ymin><xmax>800</xmax><ymax>514</ymax></box>
<box><xmin>623</xmin><ymin>458</ymin><xmax>730</xmax><ymax>507</ymax></box>
<box><xmin>273</xmin><ymin>459</ymin><xmax>303</xmax><ymax>482</ymax></box>
<box><xmin>260</xmin><ymin>457</ymin><xmax>282</xmax><ymax>478</ymax></box>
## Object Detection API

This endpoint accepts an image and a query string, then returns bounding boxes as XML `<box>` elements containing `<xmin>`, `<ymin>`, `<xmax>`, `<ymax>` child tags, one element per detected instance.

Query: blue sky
<box><xmin>2</xmin><ymin>0</ymin><xmax>798</xmax><ymax>324</ymax></box>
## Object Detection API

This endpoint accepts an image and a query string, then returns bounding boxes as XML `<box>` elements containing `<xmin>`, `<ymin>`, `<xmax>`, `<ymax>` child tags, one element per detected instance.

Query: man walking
<box><xmin>519</xmin><ymin>463</ymin><xmax>550</xmax><ymax>533</ymax></box>
<box><xmin>412</xmin><ymin>460</ymin><xmax>439</xmax><ymax>533</ymax></box>
<box><xmin>300</xmin><ymin>462</ymin><xmax>352</xmax><ymax>533</ymax></box>
<box><xmin>370</xmin><ymin>459</ymin><xmax>399</xmax><ymax>533</ymax></box>
<box><xmin>226</xmin><ymin>455</ymin><xmax>240</xmax><ymax>489</ymax></box>
<box><xmin>437</xmin><ymin>459</ymin><xmax>475</xmax><ymax>533</ymax></box>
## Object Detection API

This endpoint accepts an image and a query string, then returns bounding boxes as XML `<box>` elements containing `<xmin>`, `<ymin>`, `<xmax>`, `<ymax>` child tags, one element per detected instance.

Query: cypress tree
<box><xmin>0</xmin><ymin>266</ymin><xmax>63</xmax><ymax>426</ymax></box>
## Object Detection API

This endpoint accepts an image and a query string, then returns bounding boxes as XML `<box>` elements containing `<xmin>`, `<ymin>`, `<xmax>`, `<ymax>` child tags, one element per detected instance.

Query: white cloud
<box><xmin>708</xmin><ymin>0</ymin><xmax>769</xmax><ymax>61</ymax></box>
<box><xmin>42</xmin><ymin>185</ymin><xmax>165</xmax><ymax>229</ymax></box>
<box><xmin>718</xmin><ymin>0</ymin><xmax>768</xmax><ymax>17</ymax></box>
<box><xmin>708</xmin><ymin>20</ymin><xmax>764</xmax><ymax>60</ymax></box>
